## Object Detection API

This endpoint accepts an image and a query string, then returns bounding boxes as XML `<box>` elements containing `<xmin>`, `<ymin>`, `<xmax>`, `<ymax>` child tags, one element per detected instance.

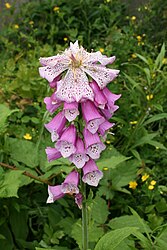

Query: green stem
<box><xmin>81</xmin><ymin>181</ymin><xmax>88</xmax><ymax>250</ymax></box>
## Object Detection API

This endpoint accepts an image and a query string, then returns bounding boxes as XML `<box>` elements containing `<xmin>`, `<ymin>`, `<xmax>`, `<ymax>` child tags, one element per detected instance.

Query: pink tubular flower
<box><xmin>39</xmin><ymin>41</ymin><xmax>119</xmax><ymax>102</ymax></box>
<box><xmin>56</xmin><ymin>124</ymin><xmax>77</xmax><ymax>158</ymax></box>
<box><xmin>47</xmin><ymin>170</ymin><xmax>79</xmax><ymax>203</ymax></box>
<box><xmin>75</xmin><ymin>193</ymin><xmax>83</xmax><ymax>209</ymax></box>
<box><xmin>63</xmin><ymin>101</ymin><xmax>79</xmax><ymax>122</ymax></box>
<box><xmin>45</xmin><ymin>111</ymin><xmax>66</xmax><ymax>142</ymax></box>
<box><xmin>44</xmin><ymin>92</ymin><xmax>62</xmax><ymax>114</ymax></box>
<box><xmin>81</xmin><ymin>100</ymin><xmax>105</xmax><ymax>134</ymax></box>
<box><xmin>83</xmin><ymin>128</ymin><xmax>106</xmax><ymax>159</ymax></box>
<box><xmin>69</xmin><ymin>137</ymin><xmax>89</xmax><ymax>168</ymax></box>
<box><xmin>45</xmin><ymin>147</ymin><xmax>62</xmax><ymax>162</ymax></box>
<box><xmin>102</xmin><ymin>87</ymin><xmax>121</xmax><ymax>110</ymax></box>
<box><xmin>90</xmin><ymin>81</ymin><xmax>107</xmax><ymax>109</ymax></box>
<box><xmin>98</xmin><ymin>120</ymin><xmax>115</xmax><ymax>136</ymax></box>
<box><xmin>82</xmin><ymin>159</ymin><xmax>103</xmax><ymax>187</ymax></box>
<box><xmin>49</xmin><ymin>75</ymin><xmax>61</xmax><ymax>88</ymax></box>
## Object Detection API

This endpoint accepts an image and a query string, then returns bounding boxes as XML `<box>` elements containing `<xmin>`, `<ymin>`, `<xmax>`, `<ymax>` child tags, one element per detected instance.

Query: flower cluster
<box><xmin>39</xmin><ymin>41</ymin><xmax>120</xmax><ymax>208</ymax></box>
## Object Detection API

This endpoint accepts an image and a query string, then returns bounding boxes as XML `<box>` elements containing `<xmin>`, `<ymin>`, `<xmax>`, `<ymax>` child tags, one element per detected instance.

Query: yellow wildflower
<box><xmin>146</xmin><ymin>94</ymin><xmax>153</xmax><ymax>101</ymax></box>
<box><xmin>5</xmin><ymin>2</ymin><xmax>11</xmax><ymax>9</ymax></box>
<box><xmin>156</xmin><ymin>146</ymin><xmax>159</xmax><ymax>150</ymax></box>
<box><xmin>129</xmin><ymin>181</ymin><xmax>138</xmax><ymax>190</ymax></box>
<box><xmin>99</xmin><ymin>48</ymin><xmax>104</xmax><ymax>53</ymax></box>
<box><xmin>103</xmin><ymin>167</ymin><xmax>108</xmax><ymax>171</ymax></box>
<box><xmin>23</xmin><ymin>133</ymin><xmax>32</xmax><ymax>140</ymax></box>
<box><xmin>106</xmin><ymin>140</ymin><xmax>111</xmax><ymax>144</ymax></box>
<box><xmin>64</xmin><ymin>37</ymin><xmax>68</xmax><ymax>42</ymax></box>
<box><xmin>137</xmin><ymin>35</ymin><xmax>142</xmax><ymax>42</ymax></box>
<box><xmin>141</xmin><ymin>173</ymin><xmax>149</xmax><ymax>182</ymax></box>
<box><xmin>162</xmin><ymin>58</ymin><xmax>167</xmax><ymax>64</ymax></box>
<box><xmin>144</xmin><ymin>6</ymin><xmax>148</xmax><ymax>10</ymax></box>
<box><xmin>131</xmin><ymin>53</ymin><xmax>137</xmax><ymax>59</ymax></box>
<box><xmin>148</xmin><ymin>185</ymin><xmax>154</xmax><ymax>190</ymax></box>
<box><xmin>130</xmin><ymin>121</ymin><xmax>138</xmax><ymax>125</ymax></box>
<box><xmin>14</xmin><ymin>24</ymin><xmax>19</xmax><ymax>29</ymax></box>
<box><xmin>150</xmin><ymin>180</ymin><xmax>156</xmax><ymax>186</ymax></box>
<box><xmin>131</xmin><ymin>16</ymin><xmax>136</xmax><ymax>21</ymax></box>
<box><xmin>53</xmin><ymin>6</ymin><xmax>59</xmax><ymax>12</ymax></box>
<box><xmin>29</xmin><ymin>21</ymin><xmax>34</xmax><ymax>25</ymax></box>
<box><xmin>152</xmin><ymin>73</ymin><xmax>156</xmax><ymax>78</ymax></box>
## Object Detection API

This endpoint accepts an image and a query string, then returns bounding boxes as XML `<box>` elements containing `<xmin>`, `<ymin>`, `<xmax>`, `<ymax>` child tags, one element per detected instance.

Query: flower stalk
<box><xmin>81</xmin><ymin>181</ymin><xmax>88</xmax><ymax>250</ymax></box>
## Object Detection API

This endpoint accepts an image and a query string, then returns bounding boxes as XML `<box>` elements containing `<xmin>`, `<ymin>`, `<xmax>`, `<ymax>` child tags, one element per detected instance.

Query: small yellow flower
<box><xmin>53</xmin><ymin>6</ymin><xmax>59</xmax><ymax>12</ymax></box>
<box><xmin>129</xmin><ymin>181</ymin><xmax>138</xmax><ymax>190</ymax></box>
<box><xmin>5</xmin><ymin>2</ymin><xmax>11</xmax><ymax>9</ymax></box>
<box><xmin>146</xmin><ymin>94</ymin><xmax>153</xmax><ymax>101</ymax></box>
<box><xmin>131</xmin><ymin>53</ymin><xmax>137</xmax><ymax>59</ymax></box>
<box><xmin>152</xmin><ymin>73</ymin><xmax>156</xmax><ymax>78</ymax></box>
<box><xmin>156</xmin><ymin>146</ymin><xmax>159</xmax><ymax>150</ymax></box>
<box><xmin>148</xmin><ymin>185</ymin><xmax>154</xmax><ymax>190</ymax></box>
<box><xmin>130</xmin><ymin>121</ymin><xmax>138</xmax><ymax>125</ymax></box>
<box><xmin>106</xmin><ymin>140</ymin><xmax>111</xmax><ymax>144</ymax></box>
<box><xmin>141</xmin><ymin>173</ymin><xmax>149</xmax><ymax>182</ymax></box>
<box><xmin>142</xmin><ymin>34</ymin><xmax>146</xmax><ymax>37</ymax></box>
<box><xmin>29</xmin><ymin>21</ymin><xmax>34</xmax><ymax>25</ymax></box>
<box><xmin>131</xmin><ymin>16</ymin><xmax>136</xmax><ymax>21</ymax></box>
<box><xmin>144</xmin><ymin>6</ymin><xmax>148</xmax><ymax>10</ymax></box>
<box><xmin>23</xmin><ymin>133</ymin><xmax>32</xmax><ymax>140</ymax></box>
<box><xmin>162</xmin><ymin>58</ymin><xmax>167</xmax><ymax>64</ymax></box>
<box><xmin>99</xmin><ymin>48</ymin><xmax>104</xmax><ymax>53</ymax></box>
<box><xmin>141</xmin><ymin>42</ymin><xmax>145</xmax><ymax>46</ymax></box>
<box><xmin>63</xmin><ymin>37</ymin><xmax>68</xmax><ymax>42</ymax></box>
<box><xmin>103</xmin><ymin>167</ymin><xmax>108</xmax><ymax>171</ymax></box>
<box><xmin>150</xmin><ymin>180</ymin><xmax>156</xmax><ymax>186</ymax></box>
<box><xmin>14</xmin><ymin>24</ymin><xmax>19</xmax><ymax>29</ymax></box>
<box><xmin>137</xmin><ymin>35</ymin><xmax>142</xmax><ymax>42</ymax></box>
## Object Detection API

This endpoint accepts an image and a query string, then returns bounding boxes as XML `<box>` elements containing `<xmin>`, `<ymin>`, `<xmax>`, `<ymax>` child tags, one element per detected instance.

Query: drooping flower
<box><xmin>56</xmin><ymin>124</ymin><xmax>77</xmax><ymax>158</ymax></box>
<box><xmin>81</xmin><ymin>100</ymin><xmax>105</xmax><ymax>134</ymax></box>
<box><xmin>98</xmin><ymin>120</ymin><xmax>115</xmax><ymax>136</ymax></box>
<box><xmin>45</xmin><ymin>111</ymin><xmax>66</xmax><ymax>142</ymax></box>
<box><xmin>102</xmin><ymin>87</ymin><xmax>121</xmax><ymax>111</ymax></box>
<box><xmin>39</xmin><ymin>41</ymin><xmax>119</xmax><ymax>102</ymax></box>
<box><xmin>44</xmin><ymin>92</ymin><xmax>62</xmax><ymax>114</ymax></box>
<box><xmin>47</xmin><ymin>170</ymin><xmax>79</xmax><ymax>203</ymax></box>
<box><xmin>63</xmin><ymin>101</ymin><xmax>79</xmax><ymax>122</ymax></box>
<box><xmin>90</xmin><ymin>81</ymin><xmax>107</xmax><ymax>109</ymax></box>
<box><xmin>69</xmin><ymin>136</ymin><xmax>89</xmax><ymax>168</ymax></box>
<box><xmin>83</xmin><ymin>128</ymin><xmax>106</xmax><ymax>159</ymax></box>
<box><xmin>45</xmin><ymin>147</ymin><xmax>62</xmax><ymax>162</ymax></box>
<box><xmin>75</xmin><ymin>193</ymin><xmax>83</xmax><ymax>209</ymax></box>
<box><xmin>82</xmin><ymin>159</ymin><xmax>103</xmax><ymax>187</ymax></box>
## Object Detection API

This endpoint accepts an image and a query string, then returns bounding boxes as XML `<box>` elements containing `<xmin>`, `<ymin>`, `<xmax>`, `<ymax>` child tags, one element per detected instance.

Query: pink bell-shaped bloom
<box><xmin>75</xmin><ymin>193</ymin><xmax>83</xmax><ymax>209</ymax></box>
<box><xmin>49</xmin><ymin>75</ymin><xmax>61</xmax><ymax>88</ymax></box>
<box><xmin>81</xmin><ymin>100</ymin><xmax>105</xmax><ymax>134</ymax></box>
<box><xmin>83</xmin><ymin>128</ymin><xmax>106</xmax><ymax>159</ymax></box>
<box><xmin>45</xmin><ymin>111</ymin><xmax>66</xmax><ymax>142</ymax></box>
<box><xmin>45</xmin><ymin>147</ymin><xmax>62</xmax><ymax>162</ymax></box>
<box><xmin>44</xmin><ymin>92</ymin><xmax>62</xmax><ymax>114</ymax></box>
<box><xmin>63</xmin><ymin>102</ymin><xmax>79</xmax><ymax>122</ymax></box>
<box><xmin>61</xmin><ymin>170</ymin><xmax>79</xmax><ymax>194</ymax></box>
<box><xmin>56</xmin><ymin>125</ymin><xmax>77</xmax><ymax>158</ymax></box>
<box><xmin>98</xmin><ymin>120</ymin><xmax>115</xmax><ymax>136</ymax></box>
<box><xmin>47</xmin><ymin>185</ymin><xmax>65</xmax><ymax>203</ymax></box>
<box><xmin>102</xmin><ymin>87</ymin><xmax>121</xmax><ymax>108</ymax></box>
<box><xmin>39</xmin><ymin>41</ymin><xmax>119</xmax><ymax>102</ymax></box>
<box><xmin>47</xmin><ymin>170</ymin><xmax>79</xmax><ymax>203</ymax></box>
<box><xmin>69</xmin><ymin>137</ymin><xmax>89</xmax><ymax>168</ymax></box>
<box><xmin>82</xmin><ymin>159</ymin><xmax>103</xmax><ymax>187</ymax></box>
<box><xmin>90</xmin><ymin>81</ymin><xmax>107</xmax><ymax>109</ymax></box>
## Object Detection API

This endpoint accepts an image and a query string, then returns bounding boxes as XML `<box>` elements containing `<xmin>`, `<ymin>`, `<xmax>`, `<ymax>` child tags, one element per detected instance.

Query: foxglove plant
<box><xmin>39</xmin><ymin>41</ymin><xmax>120</xmax><ymax>250</ymax></box>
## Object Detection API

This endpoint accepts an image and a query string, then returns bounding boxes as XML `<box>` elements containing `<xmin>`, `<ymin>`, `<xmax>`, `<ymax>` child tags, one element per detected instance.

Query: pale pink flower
<box><xmin>63</xmin><ymin>101</ymin><xmax>79</xmax><ymax>122</ymax></box>
<box><xmin>45</xmin><ymin>147</ymin><xmax>62</xmax><ymax>162</ymax></box>
<box><xmin>39</xmin><ymin>41</ymin><xmax>119</xmax><ymax>102</ymax></box>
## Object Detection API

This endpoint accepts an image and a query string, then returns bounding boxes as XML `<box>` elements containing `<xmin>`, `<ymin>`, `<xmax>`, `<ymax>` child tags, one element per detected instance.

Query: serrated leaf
<box><xmin>92</xmin><ymin>196</ymin><xmax>109</xmax><ymax>224</ymax></box>
<box><xmin>0</xmin><ymin>104</ymin><xmax>18</xmax><ymax>134</ymax></box>
<box><xmin>94</xmin><ymin>227</ymin><xmax>138</xmax><ymax>250</ymax></box>
<box><xmin>0</xmin><ymin>170</ymin><xmax>24</xmax><ymax>198</ymax></box>
<box><xmin>97</xmin><ymin>155</ymin><xmax>131</xmax><ymax>170</ymax></box>
<box><xmin>5</xmin><ymin>138</ymin><xmax>39</xmax><ymax>168</ymax></box>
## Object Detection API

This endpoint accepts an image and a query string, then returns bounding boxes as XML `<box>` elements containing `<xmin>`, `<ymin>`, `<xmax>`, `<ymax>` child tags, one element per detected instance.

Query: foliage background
<box><xmin>0</xmin><ymin>0</ymin><xmax>167</xmax><ymax>249</ymax></box>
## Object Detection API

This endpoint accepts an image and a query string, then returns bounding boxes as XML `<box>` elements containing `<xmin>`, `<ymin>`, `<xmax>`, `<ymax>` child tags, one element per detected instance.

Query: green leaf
<box><xmin>0</xmin><ymin>104</ymin><xmax>18</xmax><ymax>134</ymax></box>
<box><xmin>136</xmin><ymin>53</ymin><xmax>150</xmax><ymax>65</ymax></box>
<box><xmin>0</xmin><ymin>170</ymin><xmax>24</xmax><ymax>198</ymax></box>
<box><xmin>92</xmin><ymin>196</ymin><xmax>109</xmax><ymax>224</ymax></box>
<box><xmin>94</xmin><ymin>227</ymin><xmax>138</xmax><ymax>250</ymax></box>
<box><xmin>131</xmin><ymin>133</ymin><xmax>158</xmax><ymax>149</ymax></box>
<box><xmin>97</xmin><ymin>155</ymin><xmax>131</xmax><ymax>170</ymax></box>
<box><xmin>147</xmin><ymin>140</ymin><xmax>166</xmax><ymax>150</ymax></box>
<box><xmin>143</xmin><ymin>113</ymin><xmax>167</xmax><ymax>126</ymax></box>
<box><xmin>4</xmin><ymin>138</ymin><xmax>39</xmax><ymax>168</ymax></box>
<box><xmin>154</xmin><ymin>43</ymin><xmax>165</xmax><ymax>70</ymax></box>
